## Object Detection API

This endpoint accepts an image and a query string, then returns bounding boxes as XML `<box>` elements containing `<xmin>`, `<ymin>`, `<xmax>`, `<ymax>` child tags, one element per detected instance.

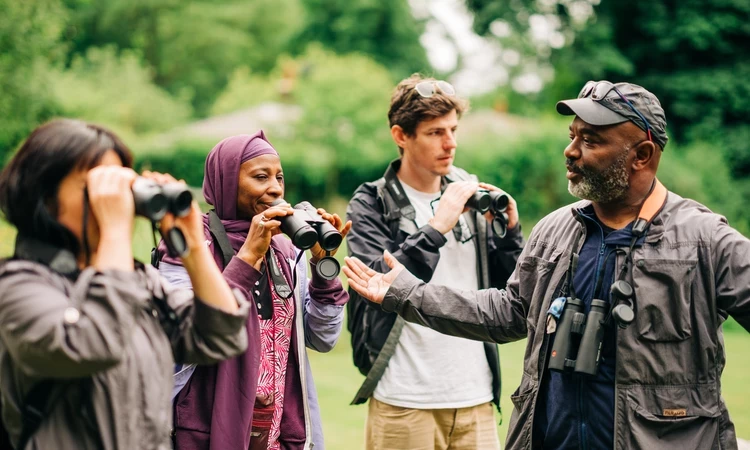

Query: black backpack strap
<box><xmin>381</xmin><ymin>160</ymin><xmax>416</xmax><ymax>222</ymax></box>
<box><xmin>207</xmin><ymin>210</ymin><xmax>235</xmax><ymax>267</ymax></box>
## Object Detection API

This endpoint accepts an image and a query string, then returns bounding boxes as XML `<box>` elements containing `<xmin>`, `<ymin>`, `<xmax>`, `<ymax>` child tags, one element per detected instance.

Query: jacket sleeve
<box><xmin>150</xmin><ymin>264</ymin><xmax>250</xmax><ymax>365</ymax></box>
<box><xmin>712</xmin><ymin>218</ymin><xmax>750</xmax><ymax>332</ymax></box>
<box><xmin>0</xmin><ymin>266</ymin><xmax>147</xmax><ymax>378</ymax></box>
<box><xmin>298</xmin><ymin>252</ymin><xmax>347</xmax><ymax>353</ymax></box>
<box><xmin>380</xmin><ymin>252</ymin><xmax>530</xmax><ymax>345</ymax></box>
<box><xmin>488</xmin><ymin>223</ymin><xmax>525</xmax><ymax>289</ymax></box>
<box><xmin>346</xmin><ymin>186</ymin><xmax>447</xmax><ymax>281</ymax></box>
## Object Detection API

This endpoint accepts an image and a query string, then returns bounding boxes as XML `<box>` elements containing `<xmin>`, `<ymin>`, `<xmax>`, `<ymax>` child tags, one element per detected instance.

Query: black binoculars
<box><xmin>272</xmin><ymin>200</ymin><xmax>342</xmax><ymax>280</ymax></box>
<box><xmin>132</xmin><ymin>178</ymin><xmax>193</xmax><ymax>222</ymax></box>
<box><xmin>548</xmin><ymin>281</ymin><xmax>635</xmax><ymax>376</ymax></box>
<box><xmin>465</xmin><ymin>189</ymin><xmax>510</xmax><ymax>238</ymax></box>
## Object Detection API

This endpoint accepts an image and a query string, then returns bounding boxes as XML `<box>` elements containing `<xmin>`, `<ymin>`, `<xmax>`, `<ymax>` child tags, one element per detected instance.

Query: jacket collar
<box><xmin>13</xmin><ymin>234</ymin><xmax>80</xmax><ymax>277</ymax></box>
<box><xmin>569</xmin><ymin>194</ymin><xmax>668</xmax><ymax>245</ymax></box>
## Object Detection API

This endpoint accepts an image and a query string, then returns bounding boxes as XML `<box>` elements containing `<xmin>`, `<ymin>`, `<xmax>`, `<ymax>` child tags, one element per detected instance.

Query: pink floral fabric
<box><xmin>254</xmin><ymin>255</ymin><xmax>295</xmax><ymax>450</ymax></box>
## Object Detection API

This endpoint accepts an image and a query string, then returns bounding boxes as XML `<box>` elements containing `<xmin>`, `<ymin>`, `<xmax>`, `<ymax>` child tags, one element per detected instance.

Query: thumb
<box><xmin>383</xmin><ymin>250</ymin><xmax>398</xmax><ymax>269</ymax></box>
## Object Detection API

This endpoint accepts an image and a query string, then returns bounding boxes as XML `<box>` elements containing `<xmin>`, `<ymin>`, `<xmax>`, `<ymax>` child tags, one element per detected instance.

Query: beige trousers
<box><xmin>365</xmin><ymin>398</ymin><xmax>501</xmax><ymax>450</ymax></box>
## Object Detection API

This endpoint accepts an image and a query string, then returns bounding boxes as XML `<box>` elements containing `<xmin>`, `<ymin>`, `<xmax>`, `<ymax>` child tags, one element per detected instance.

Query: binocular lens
<box><xmin>132</xmin><ymin>178</ymin><xmax>193</xmax><ymax>222</ymax></box>
<box><xmin>490</xmin><ymin>192</ymin><xmax>509</xmax><ymax>212</ymax></box>
<box><xmin>291</xmin><ymin>226</ymin><xmax>319</xmax><ymax>250</ymax></box>
<box><xmin>162</xmin><ymin>184</ymin><xmax>193</xmax><ymax>218</ymax></box>
<box><xmin>465</xmin><ymin>190</ymin><xmax>491</xmax><ymax>213</ymax></box>
<box><xmin>319</xmin><ymin>228</ymin><xmax>343</xmax><ymax>252</ymax></box>
<box><xmin>142</xmin><ymin>194</ymin><xmax>169</xmax><ymax>221</ymax></box>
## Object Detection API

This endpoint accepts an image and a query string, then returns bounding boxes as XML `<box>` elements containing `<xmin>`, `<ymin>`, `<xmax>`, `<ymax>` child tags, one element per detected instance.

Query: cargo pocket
<box><xmin>633</xmin><ymin>258</ymin><xmax>697</xmax><ymax>342</ymax></box>
<box><xmin>623</xmin><ymin>386</ymin><xmax>720</xmax><ymax>450</ymax></box>
<box><xmin>505</xmin><ymin>375</ymin><xmax>537</xmax><ymax>449</ymax></box>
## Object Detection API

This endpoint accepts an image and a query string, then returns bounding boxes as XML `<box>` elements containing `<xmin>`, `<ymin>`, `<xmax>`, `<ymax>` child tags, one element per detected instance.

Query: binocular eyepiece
<box><xmin>132</xmin><ymin>178</ymin><xmax>193</xmax><ymax>222</ymax></box>
<box><xmin>272</xmin><ymin>199</ymin><xmax>342</xmax><ymax>280</ymax></box>
<box><xmin>465</xmin><ymin>189</ymin><xmax>510</xmax><ymax>238</ymax></box>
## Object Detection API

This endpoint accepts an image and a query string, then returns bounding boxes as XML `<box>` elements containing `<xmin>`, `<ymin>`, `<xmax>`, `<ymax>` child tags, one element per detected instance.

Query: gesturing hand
<box><xmin>343</xmin><ymin>251</ymin><xmax>404</xmax><ymax>304</ymax></box>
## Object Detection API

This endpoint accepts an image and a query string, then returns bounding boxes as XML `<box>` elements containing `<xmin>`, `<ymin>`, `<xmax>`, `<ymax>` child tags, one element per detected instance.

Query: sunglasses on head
<box><xmin>579</xmin><ymin>81</ymin><xmax>653</xmax><ymax>143</ymax></box>
<box><xmin>413</xmin><ymin>80</ymin><xmax>456</xmax><ymax>98</ymax></box>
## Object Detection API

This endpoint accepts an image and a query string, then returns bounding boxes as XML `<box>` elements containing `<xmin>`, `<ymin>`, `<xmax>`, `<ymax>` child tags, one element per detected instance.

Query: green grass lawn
<box><xmin>311</xmin><ymin>329</ymin><xmax>750</xmax><ymax>449</ymax></box>
<box><xmin>1</xmin><ymin>220</ymin><xmax>749</xmax><ymax>448</ymax></box>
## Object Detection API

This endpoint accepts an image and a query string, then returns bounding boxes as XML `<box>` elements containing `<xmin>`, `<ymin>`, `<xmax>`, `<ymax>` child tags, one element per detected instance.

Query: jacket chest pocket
<box><xmin>633</xmin><ymin>258</ymin><xmax>697</xmax><ymax>342</ymax></box>
<box><xmin>518</xmin><ymin>254</ymin><xmax>564</xmax><ymax>333</ymax></box>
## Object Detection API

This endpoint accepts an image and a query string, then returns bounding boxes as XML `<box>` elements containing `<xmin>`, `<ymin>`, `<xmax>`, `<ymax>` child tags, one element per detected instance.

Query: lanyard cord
<box><xmin>82</xmin><ymin>188</ymin><xmax>91</xmax><ymax>268</ymax></box>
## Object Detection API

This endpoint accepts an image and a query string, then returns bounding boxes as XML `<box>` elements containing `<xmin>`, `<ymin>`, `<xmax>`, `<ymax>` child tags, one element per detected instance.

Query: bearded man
<box><xmin>343</xmin><ymin>81</ymin><xmax>750</xmax><ymax>450</ymax></box>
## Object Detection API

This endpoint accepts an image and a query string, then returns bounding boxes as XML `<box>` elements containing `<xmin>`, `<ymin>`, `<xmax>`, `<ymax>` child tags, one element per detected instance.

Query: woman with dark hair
<box><xmin>0</xmin><ymin>119</ymin><xmax>250</xmax><ymax>450</ymax></box>
<box><xmin>158</xmin><ymin>131</ymin><xmax>349</xmax><ymax>450</ymax></box>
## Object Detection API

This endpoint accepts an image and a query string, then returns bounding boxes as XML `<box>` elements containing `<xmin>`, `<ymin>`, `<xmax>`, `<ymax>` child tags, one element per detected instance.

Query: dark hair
<box><xmin>387</xmin><ymin>74</ymin><xmax>469</xmax><ymax>155</ymax></box>
<box><xmin>0</xmin><ymin>119</ymin><xmax>133</xmax><ymax>255</ymax></box>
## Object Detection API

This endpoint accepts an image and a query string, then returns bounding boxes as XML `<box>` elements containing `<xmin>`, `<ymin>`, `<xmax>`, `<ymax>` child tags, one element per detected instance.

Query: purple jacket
<box><xmin>162</xmin><ymin>233</ymin><xmax>348</xmax><ymax>450</ymax></box>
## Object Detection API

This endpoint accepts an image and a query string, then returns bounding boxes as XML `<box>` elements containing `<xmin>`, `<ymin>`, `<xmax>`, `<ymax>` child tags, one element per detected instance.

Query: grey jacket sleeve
<box><xmin>346</xmin><ymin>187</ymin><xmax>447</xmax><ymax>281</ymax></box>
<box><xmin>381</xmin><ymin>263</ymin><xmax>529</xmax><ymax>344</ymax></box>
<box><xmin>0</xmin><ymin>266</ymin><xmax>148</xmax><ymax>378</ymax></box>
<box><xmin>712</xmin><ymin>218</ymin><xmax>750</xmax><ymax>332</ymax></box>
<box><xmin>153</xmin><ymin>263</ymin><xmax>250</xmax><ymax>365</ymax></box>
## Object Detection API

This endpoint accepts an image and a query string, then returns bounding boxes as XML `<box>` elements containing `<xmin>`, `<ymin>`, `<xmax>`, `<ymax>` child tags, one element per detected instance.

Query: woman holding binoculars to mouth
<box><xmin>157</xmin><ymin>131</ymin><xmax>350</xmax><ymax>450</ymax></box>
<box><xmin>0</xmin><ymin>119</ymin><xmax>249</xmax><ymax>450</ymax></box>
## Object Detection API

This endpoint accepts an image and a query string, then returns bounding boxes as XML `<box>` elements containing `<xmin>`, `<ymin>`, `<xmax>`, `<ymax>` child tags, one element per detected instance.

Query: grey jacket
<box><xmin>383</xmin><ymin>191</ymin><xmax>750</xmax><ymax>450</ymax></box>
<box><xmin>0</xmin><ymin>252</ymin><xmax>249</xmax><ymax>450</ymax></box>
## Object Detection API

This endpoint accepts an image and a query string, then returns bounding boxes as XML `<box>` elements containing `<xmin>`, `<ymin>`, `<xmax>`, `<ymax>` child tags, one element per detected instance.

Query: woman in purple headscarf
<box><xmin>158</xmin><ymin>131</ymin><xmax>350</xmax><ymax>450</ymax></box>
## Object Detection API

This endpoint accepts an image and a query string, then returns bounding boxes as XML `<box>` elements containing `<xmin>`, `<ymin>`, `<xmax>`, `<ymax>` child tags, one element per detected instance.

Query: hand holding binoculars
<box><xmin>464</xmin><ymin>189</ymin><xmax>510</xmax><ymax>238</ymax></box>
<box><xmin>132</xmin><ymin>177</ymin><xmax>193</xmax><ymax>258</ymax></box>
<box><xmin>271</xmin><ymin>199</ymin><xmax>342</xmax><ymax>280</ymax></box>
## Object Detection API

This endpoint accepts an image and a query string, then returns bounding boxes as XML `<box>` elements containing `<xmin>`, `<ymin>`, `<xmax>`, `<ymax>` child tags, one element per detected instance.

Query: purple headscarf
<box><xmin>203</xmin><ymin>130</ymin><xmax>278</xmax><ymax>221</ymax></box>
<box><xmin>159</xmin><ymin>130</ymin><xmax>279</xmax><ymax>265</ymax></box>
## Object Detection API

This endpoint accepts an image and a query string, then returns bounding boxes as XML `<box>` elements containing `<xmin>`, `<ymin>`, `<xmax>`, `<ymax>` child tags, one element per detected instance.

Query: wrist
<box><xmin>428</xmin><ymin>217</ymin><xmax>449</xmax><ymax>234</ymax></box>
<box><xmin>237</xmin><ymin>247</ymin><xmax>264</xmax><ymax>270</ymax></box>
<box><xmin>181</xmin><ymin>244</ymin><xmax>211</xmax><ymax>271</ymax></box>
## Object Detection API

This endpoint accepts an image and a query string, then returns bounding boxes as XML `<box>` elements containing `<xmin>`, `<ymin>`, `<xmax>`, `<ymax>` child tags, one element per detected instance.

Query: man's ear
<box><xmin>632</xmin><ymin>139</ymin><xmax>657</xmax><ymax>171</ymax></box>
<box><xmin>391</xmin><ymin>125</ymin><xmax>407</xmax><ymax>148</ymax></box>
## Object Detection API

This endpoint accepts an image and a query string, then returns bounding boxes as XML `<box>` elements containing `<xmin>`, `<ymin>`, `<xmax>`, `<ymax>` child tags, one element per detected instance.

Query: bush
<box><xmin>49</xmin><ymin>47</ymin><xmax>193</xmax><ymax>137</ymax></box>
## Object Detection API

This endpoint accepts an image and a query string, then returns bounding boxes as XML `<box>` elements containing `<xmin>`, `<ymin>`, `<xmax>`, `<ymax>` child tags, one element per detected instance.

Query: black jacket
<box><xmin>346</xmin><ymin>159</ymin><xmax>524</xmax><ymax>409</ymax></box>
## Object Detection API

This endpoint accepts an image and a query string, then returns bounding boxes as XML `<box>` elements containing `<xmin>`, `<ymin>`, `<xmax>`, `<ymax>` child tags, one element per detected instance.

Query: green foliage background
<box><xmin>2</xmin><ymin>0</ymin><xmax>750</xmax><ymax>446</ymax></box>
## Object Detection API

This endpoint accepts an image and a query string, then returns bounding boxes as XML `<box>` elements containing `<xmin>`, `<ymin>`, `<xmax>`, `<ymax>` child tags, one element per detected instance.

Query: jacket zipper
<box><xmin>294</xmin><ymin>261</ymin><xmax>314</xmax><ymax>450</ymax></box>
<box><xmin>578</xmin><ymin>217</ymin><xmax>605</xmax><ymax>449</ymax></box>
<box><xmin>579</xmin><ymin>377</ymin><xmax>588</xmax><ymax>450</ymax></box>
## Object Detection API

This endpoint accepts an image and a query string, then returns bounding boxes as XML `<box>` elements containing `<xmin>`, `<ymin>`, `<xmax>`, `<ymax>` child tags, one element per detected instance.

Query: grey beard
<box><xmin>568</xmin><ymin>151</ymin><xmax>630</xmax><ymax>203</ymax></box>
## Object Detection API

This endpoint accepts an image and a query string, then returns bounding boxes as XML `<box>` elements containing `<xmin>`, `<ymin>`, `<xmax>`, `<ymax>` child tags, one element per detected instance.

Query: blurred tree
<box><xmin>284</xmin><ymin>46</ymin><xmax>396</xmax><ymax>200</ymax></box>
<box><xmin>144</xmin><ymin>46</ymin><xmax>396</xmax><ymax>203</ymax></box>
<box><xmin>49</xmin><ymin>47</ymin><xmax>193</xmax><ymax>138</ymax></box>
<box><xmin>62</xmin><ymin>0</ymin><xmax>304</xmax><ymax>115</ymax></box>
<box><xmin>0</xmin><ymin>0</ymin><xmax>65</xmax><ymax>162</ymax></box>
<box><xmin>466</xmin><ymin>0</ymin><xmax>750</xmax><ymax>175</ymax></box>
<box><xmin>298</xmin><ymin>0</ymin><xmax>429</xmax><ymax>78</ymax></box>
